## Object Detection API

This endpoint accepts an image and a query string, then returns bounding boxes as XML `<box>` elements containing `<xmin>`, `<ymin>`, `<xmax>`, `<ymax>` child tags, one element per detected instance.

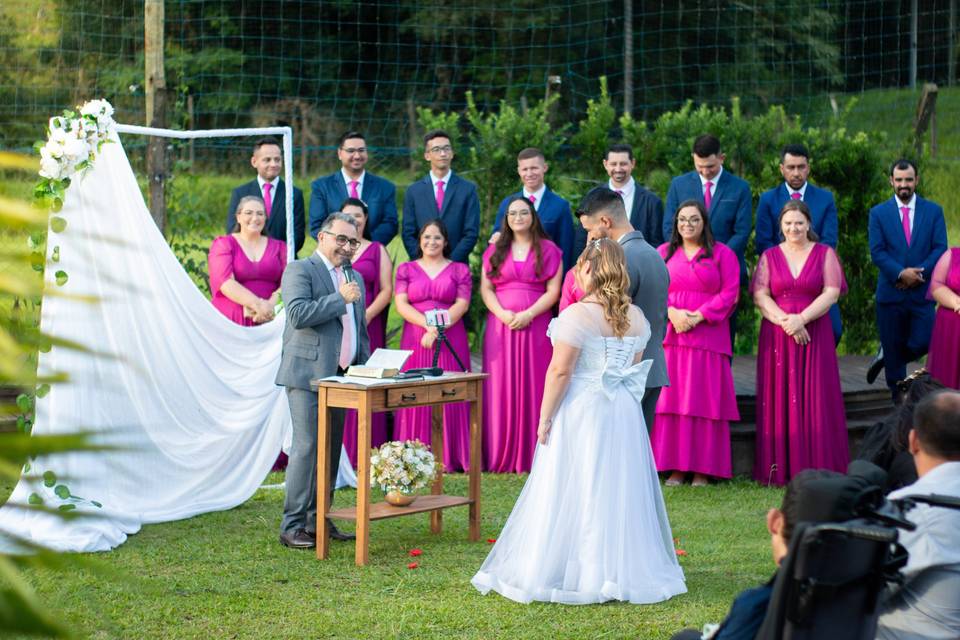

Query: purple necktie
<box><xmin>703</xmin><ymin>181</ymin><xmax>713</xmax><ymax>210</ymax></box>
<box><xmin>791</xmin><ymin>192</ymin><xmax>802</xmax><ymax>201</ymax></box>
<box><xmin>436</xmin><ymin>180</ymin><xmax>445</xmax><ymax>212</ymax></box>
<box><xmin>349</xmin><ymin>180</ymin><xmax>359</xmax><ymax>199</ymax></box>
<box><xmin>262</xmin><ymin>182</ymin><xmax>272</xmax><ymax>218</ymax></box>
<box><xmin>901</xmin><ymin>206</ymin><xmax>912</xmax><ymax>246</ymax></box>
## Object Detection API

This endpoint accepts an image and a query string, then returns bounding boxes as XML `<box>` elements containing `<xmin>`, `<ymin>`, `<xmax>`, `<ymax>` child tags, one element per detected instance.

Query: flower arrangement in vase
<box><xmin>370</xmin><ymin>440</ymin><xmax>441</xmax><ymax>506</ymax></box>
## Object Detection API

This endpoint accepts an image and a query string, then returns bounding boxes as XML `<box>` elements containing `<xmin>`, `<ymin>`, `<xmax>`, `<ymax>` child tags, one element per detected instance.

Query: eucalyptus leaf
<box><xmin>54</xmin><ymin>485</ymin><xmax>71</xmax><ymax>499</ymax></box>
<box><xmin>54</xmin><ymin>270</ymin><xmax>68</xmax><ymax>286</ymax></box>
<box><xmin>15</xmin><ymin>394</ymin><xmax>31</xmax><ymax>413</ymax></box>
<box><xmin>58</xmin><ymin>504</ymin><xmax>77</xmax><ymax>512</ymax></box>
<box><xmin>49</xmin><ymin>216</ymin><xmax>66</xmax><ymax>232</ymax></box>
<box><xmin>91</xmin><ymin>500</ymin><xmax>102</xmax><ymax>508</ymax></box>
<box><xmin>27</xmin><ymin>492</ymin><xmax>43</xmax><ymax>505</ymax></box>
<box><xmin>42</xmin><ymin>470</ymin><xmax>56</xmax><ymax>487</ymax></box>
<box><xmin>51</xmin><ymin>246</ymin><xmax>60</xmax><ymax>262</ymax></box>
<box><xmin>35</xmin><ymin>384</ymin><xmax>50</xmax><ymax>398</ymax></box>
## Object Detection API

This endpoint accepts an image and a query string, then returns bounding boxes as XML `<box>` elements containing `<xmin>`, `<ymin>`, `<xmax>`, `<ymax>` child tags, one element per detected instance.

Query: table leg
<box><xmin>468</xmin><ymin>387</ymin><xmax>481</xmax><ymax>542</ymax></box>
<box><xmin>355</xmin><ymin>393</ymin><xmax>371</xmax><ymax>566</ymax></box>
<box><xmin>316</xmin><ymin>387</ymin><xmax>331</xmax><ymax>560</ymax></box>
<box><xmin>430</xmin><ymin>403</ymin><xmax>444</xmax><ymax>534</ymax></box>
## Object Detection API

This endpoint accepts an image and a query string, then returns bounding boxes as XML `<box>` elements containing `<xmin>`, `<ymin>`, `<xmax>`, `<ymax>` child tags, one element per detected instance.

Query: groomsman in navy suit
<box><xmin>756</xmin><ymin>143</ymin><xmax>842</xmax><ymax>342</ymax></box>
<box><xmin>226</xmin><ymin>137</ymin><xmax>305</xmax><ymax>252</ymax></box>
<box><xmin>308</xmin><ymin>131</ymin><xmax>398</xmax><ymax>245</ymax></box>
<box><xmin>572</xmin><ymin>143</ymin><xmax>665</xmax><ymax>261</ymax></box>
<box><xmin>868</xmin><ymin>159</ymin><xmax>947</xmax><ymax>396</ymax></box>
<box><xmin>401</xmin><ymin>130</ymin><xmax>480</xmax><ymax>263</ymax></box>
<box><xmin>663</xmin><ymin>134</ymin><xmax>753</xmax><ymax>282</ymax></box>
<box><xmin>489</xmin><ymin>147</ymin><xmax>575</xmax><ymax>271</ymax></box>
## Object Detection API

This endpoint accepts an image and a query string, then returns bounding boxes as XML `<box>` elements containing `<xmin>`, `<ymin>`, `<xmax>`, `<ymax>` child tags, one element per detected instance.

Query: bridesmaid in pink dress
<box><xmin>752</xmin><ymin>200</ymin><xmax>849</xmax><ymax>486</ymax></box>
<box><xmin>340</xmin><ymin>198</ymin><xmax>394</xmax><ymax>466</ymax></box>
<box><xmin>558</xmin><ymin>268</ymin><xmax>583</xmax><ymax>312</ymax></box>
<box><xmin>208</xmin><ymin>195</ymin><xmax>286</xmax><ymax>326</ymax></box>
<box><xmin>394</xmin><ymin>219</ymin><xmax>474</xmax><ymax>471</ymax></box>
<box><xmin>481</xmin><ymin>196</ymin><xmax>563</xmax><ymax>473</ymax></box>
<box><xmin>926</xmin><ymin>247</ymin><xmax>960</xmax><ymax>389</ymax></box>
<box><xmin>652</xmin><ymin>201</ymin><xmax>740</xmax><ymax>486</ymax></box>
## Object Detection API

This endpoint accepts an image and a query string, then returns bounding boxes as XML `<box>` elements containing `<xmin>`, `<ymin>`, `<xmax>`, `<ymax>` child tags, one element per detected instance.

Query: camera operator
<box><xmin>876</xmin><ymin>389</ymin><xmax>960</xmax><ymax>640</ymax></box>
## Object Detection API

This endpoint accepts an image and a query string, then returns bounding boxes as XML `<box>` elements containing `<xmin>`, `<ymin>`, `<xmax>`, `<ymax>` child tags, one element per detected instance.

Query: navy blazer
<box><xmin>492</xmin><ymin>187</ymin><xmax>575</xmax><ymax>271</ymax></box>
<box><xmin>401</xmin><ymin>173</ymin><xmax>480</xmax><ymax>263</ymax></box>
<box><xmin>571</xmin><ymin>183</ymin><xmax>665</xmax><ymax>262</ymax></box>
<box><xmin>664</xmin><ymin>170</ymin><xmax>753</xmax><ymax>277</ymax></box>
<box><xmin>868</xmin><ymin>195</ymin><xmax>947</xmax><ymax>305</ymax></box>
<box><xmin>308</xmin><ymin>171</ymin><xmax>398</xmax><ymax>245</ymax></box>
<box><xmin>755</xmin><ymin>182</ymin><xmax>838</xmax><ymax>255</ymax></box>
<box><xmin>226</xmin><ymin>179</ymin><xmax>305</xmax><ymax>252</ymax></box>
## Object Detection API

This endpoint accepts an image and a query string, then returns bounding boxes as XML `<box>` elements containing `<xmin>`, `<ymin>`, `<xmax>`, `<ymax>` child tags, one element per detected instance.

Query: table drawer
<box><xmin>429</xmin><ymin>382</ymin><xmax>468</xmax><ymax>403</ymax></box>
<box><xmin>386</xmin><ymin>388</ymin><xmax>429</xmax><ymax>407</ymax></box>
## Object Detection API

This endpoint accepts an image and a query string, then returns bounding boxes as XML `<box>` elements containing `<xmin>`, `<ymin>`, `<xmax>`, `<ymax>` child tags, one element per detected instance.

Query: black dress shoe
<box><xmin>308</xmin><ymin>520</ymin><xmax>356</xmax><ymax>541</ymax></box>
<box><xmin>866</xmin><ymin>347</ymin><xmax>885</xmax><ymax>385</ymax></box>
<box><xmin>279</xmin><ymin>528</ymin><xmax>316</xmax><ymax>549</ymax></box>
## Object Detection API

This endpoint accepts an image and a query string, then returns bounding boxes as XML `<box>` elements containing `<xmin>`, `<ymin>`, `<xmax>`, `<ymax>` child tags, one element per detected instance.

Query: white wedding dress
<box><xmin>472</xmin><ymin>303</ymin><xmax>687</xmax><ymax>605</ymax></box>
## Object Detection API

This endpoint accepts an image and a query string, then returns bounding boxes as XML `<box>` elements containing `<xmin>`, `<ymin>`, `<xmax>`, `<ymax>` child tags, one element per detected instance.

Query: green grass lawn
<box><xmin>11</xmin><ymin>474</ymin><xmax>780</xmax><ymax>639</ymax></box>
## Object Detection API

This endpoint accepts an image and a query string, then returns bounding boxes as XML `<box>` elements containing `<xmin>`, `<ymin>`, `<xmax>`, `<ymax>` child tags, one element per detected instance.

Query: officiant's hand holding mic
<box><xmin>338</xmin><ymin>258</ymin><xmax>362</xmax><ymax>304</ymax></box>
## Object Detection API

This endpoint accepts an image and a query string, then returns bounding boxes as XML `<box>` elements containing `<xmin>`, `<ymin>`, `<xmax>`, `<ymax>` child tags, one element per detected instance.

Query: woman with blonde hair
<box><xmin>472</xmin><ymin>238</ymin><xmax>687</xmax><ymax>605</ymax></box>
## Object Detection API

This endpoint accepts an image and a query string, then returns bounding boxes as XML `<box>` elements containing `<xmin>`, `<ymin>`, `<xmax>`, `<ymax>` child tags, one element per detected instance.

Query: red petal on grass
<box><xmin>675</xmin><ymin>549</ymin><xmax>688</xmax><ymax>557</ymax></box>
<box><xmin>409</xmin><ymin>548</ymin><xmax>422</xmax><ymax>557</ymax></box>
<box><xmin>407</xmin><ymin>562</ymin><xmax>419</xmax><ymax>569</ymax></box>
<box><xmin>486</xmin><ymin>538</ymin><xmax>496</xmax><ymax>544</ymax></box>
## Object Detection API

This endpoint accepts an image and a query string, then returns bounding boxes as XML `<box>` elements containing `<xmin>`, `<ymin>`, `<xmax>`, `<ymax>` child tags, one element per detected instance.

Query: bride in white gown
<box><xmin>472</xmin><ymin>238</ymin><xmax>687</xmax><ymax>605</ymax></box>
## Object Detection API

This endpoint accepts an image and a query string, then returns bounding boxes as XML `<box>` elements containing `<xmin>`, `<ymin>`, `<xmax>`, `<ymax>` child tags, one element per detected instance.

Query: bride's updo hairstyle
<box><xmin>577</xmin><ymin>238</ymin><xmax>632</xmax><ymax>338</ymax></box>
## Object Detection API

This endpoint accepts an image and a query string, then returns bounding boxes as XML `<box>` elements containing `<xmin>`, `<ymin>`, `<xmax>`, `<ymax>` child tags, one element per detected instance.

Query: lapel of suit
<box><xmin>710</xmin><ymin>172</ymin><xmax>729</xmax><ymax>212</ymax></box>
<box><xmin>334</xmin><ymin>172</ymin><xmax>350</xmax><ymax>204</ymax></box>
<box><xmin>439</xmin><ymin>173</ymin><xmax>457</xmax><ymax>217</ymax></box>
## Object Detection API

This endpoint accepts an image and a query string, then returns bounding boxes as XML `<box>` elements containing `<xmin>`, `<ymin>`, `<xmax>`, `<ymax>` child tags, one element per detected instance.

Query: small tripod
<box><xmin>408</xmin><ymin>322</ymin><xmax>468</xmax><ymax>377</ymax></box>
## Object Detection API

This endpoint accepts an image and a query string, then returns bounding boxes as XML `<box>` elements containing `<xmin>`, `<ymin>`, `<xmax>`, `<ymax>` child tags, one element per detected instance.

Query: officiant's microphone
<box><xmin>341</xmin><ymin>258</ymin><xmax>355</xmax><ymax>284</ymax></box>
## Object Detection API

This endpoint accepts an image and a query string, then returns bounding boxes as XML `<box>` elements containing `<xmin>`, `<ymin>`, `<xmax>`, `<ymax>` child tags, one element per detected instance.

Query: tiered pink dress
<box><xmin>208</xmin><ymin>235</ymin><xmax>286</xmax><ymax>326</ymax></box>
<box><xmin>926</xmin><ymin>247</ymin><xmax>960</xmax><ymax>389</ymax></box>
<box><xmin>342</xmin><ymin>241</ymin><xmax>389</xmax><ymax>466</ymax></box>
<box><xmin>752</xmin><ymin>243</ymin><xmax>849</xmax><ymax>486</ymax></box>
<box><xmin>482</xmin><ymin>241</ymin><xmax>562</xmax><ymax>473</ymax></box>
<box><xmin>651</xmin><ymin>242</ymin><xmax>740</xmax><ymax>478</ymax></box>
<box><xmin>394</xmin><ymin>261</ymin><xmax>473</xmax><ymax>471</ymax></box>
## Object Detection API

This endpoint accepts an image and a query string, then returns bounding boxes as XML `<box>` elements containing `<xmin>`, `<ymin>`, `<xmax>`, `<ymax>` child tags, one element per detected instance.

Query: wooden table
<box><xmin>313</xmin><ymin>372</ymin><xmax>487</xmax><ymax>566</ymax></box>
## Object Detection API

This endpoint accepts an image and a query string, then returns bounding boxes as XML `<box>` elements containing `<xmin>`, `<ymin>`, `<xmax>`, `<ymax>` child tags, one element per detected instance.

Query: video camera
<box><xmin>754</xmin><ymin>461</ymin><xmax>960</xmax><ymax>640</ymax></box>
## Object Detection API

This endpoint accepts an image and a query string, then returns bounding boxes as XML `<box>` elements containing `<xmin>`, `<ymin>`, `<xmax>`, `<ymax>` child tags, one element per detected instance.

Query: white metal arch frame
<box><xmin>114</xmin><ymin>124</ymin><xmax>296</xmax><ymax>262</ymax></box>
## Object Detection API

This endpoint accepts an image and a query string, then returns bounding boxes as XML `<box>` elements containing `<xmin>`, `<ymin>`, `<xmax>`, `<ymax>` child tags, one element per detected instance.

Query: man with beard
<box><xmin>867</xmin><ymin>159</ymin><xmax>947</xmax><ymax>398</ymax></box>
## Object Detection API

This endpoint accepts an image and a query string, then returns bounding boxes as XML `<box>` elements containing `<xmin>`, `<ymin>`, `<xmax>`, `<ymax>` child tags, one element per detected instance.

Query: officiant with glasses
<box><xmin>275</xmin><ymin>213</ymin><xmax>370</xmax><ymax>549</ymax></box>
<box><xmin>393</xmin><ymin>219</ymin><xmax>474</xmax><ymax>472</ymax></box>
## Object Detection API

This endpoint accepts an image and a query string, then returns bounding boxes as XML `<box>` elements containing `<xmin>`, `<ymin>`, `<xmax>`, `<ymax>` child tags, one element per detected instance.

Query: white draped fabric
<box><xmin>0</xmin><ymin>132</ymin><xmax>355</xmax><ymax>553</ymax></box>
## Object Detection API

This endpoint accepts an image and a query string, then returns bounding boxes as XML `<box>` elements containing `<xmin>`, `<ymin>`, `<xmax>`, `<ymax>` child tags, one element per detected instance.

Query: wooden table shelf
<box><xmin>328</xmin><ymin>495</ymin><xmax>474</xmax><ymax>521</ymax></box>
<box><xmin>313</xmin><ymin>372</ymin><xmax>488</xmax><ymax>566</ymax></box>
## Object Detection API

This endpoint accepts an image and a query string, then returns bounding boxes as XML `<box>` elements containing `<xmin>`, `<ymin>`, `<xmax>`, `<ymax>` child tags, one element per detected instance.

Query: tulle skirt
<box><xmin>471</xmin><ymin>376</ymin><xmax>687</xmax><ymax>605</ymax></box>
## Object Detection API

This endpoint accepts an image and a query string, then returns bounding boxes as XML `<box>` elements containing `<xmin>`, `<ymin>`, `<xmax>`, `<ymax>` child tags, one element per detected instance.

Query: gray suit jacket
<box><xmin>275</xmin><ymin>254</ymin><xmax>371</xmax><ymax>391</ymax></box>
<box><xmin>618</xmin><ymin>231</ymin><xmax>670</xmax><ymax>389</ymax></box>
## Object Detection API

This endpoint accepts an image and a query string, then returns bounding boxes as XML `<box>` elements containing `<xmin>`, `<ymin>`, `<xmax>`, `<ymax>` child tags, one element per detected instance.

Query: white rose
<box><xmin>39</xmin><ymin>155</ymin><xmax>63</xmax><ymax>180</ymax></box>
<box><xmin>62</xmin><ymin>137</ymin><xmax>88</xmax><ymax>162</ymax></box>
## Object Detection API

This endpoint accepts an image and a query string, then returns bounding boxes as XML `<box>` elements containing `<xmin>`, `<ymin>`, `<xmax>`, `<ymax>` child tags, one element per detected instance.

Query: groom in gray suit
<box><xmin>576</xmin><ymin>187</ymin><xmax>670</xmax><ymax>430</ymax></box>
<box><xmin>275</xmin><ymin>212</ymin><xmax>371</xmax><ymax>549</ymax></box>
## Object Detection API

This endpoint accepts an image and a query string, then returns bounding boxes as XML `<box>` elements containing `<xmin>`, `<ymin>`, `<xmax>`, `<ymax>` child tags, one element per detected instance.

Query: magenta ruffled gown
<box><xmin>752</xmin><ymin>243</ymin><xmax>850</xmax><ymax>486</ymax></box>
<box><xmin>927</xmin><ymin>247</ymin><xmax>960</xmax><ymax>389</ymax></box>
<box><xmin>208</xmin><ymin>235</ymin><xmax>286</xmax><ymax>326</ymax></box>
<box><xmin>394</xmin><ymin>261</ymin><xmax>473</xmax><ymax>471</ymax></box>
<box><xmin>482</xmin><ymin>241</ymin><xmax>562</xmax><ymax>473</ymax></box>
<box><xmin>651</xmin><ymin>242</ymin><xmax>740</xmax><ymax>478</ymax></box>
<box><xmin>343</xmin><ymin>241</ymin><xmax>389</xmax><ymax>466</ymax></box>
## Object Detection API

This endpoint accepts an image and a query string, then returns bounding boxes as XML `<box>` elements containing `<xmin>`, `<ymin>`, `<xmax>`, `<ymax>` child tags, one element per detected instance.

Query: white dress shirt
<box><xmin>699</xmin><ymin>166</ymin><xmax>723</xmax><ymax>200</ymax></box>
<box><xmin>609</xmin><ymin>177</ymin><xmax>636</xmax><ymax>218</ymax></box>
<box><xmin>316</xmin><ymin>250</ymin><xmax>358</xmax><ymax>366</ymax></box>
<box><xmin>431</xmin><ymin>169</ymin><xmax>453</xmax><ymax>201</ymax></box>
<box><xmin>786</xmin><ymin>182</ymin><xmax>808</xmax><ymax>200</ymax></box>
<box><xmin>895</xmin><ymin>193</ymin><xmax>917</xmax><ymax>234</ymax></box>
<box><xmin>257</xmin><ymin>175</ymin><xmax>280</xmax><ymax>212</ymax></box>
<box><xmin>341</xmin><ymin>169</ymin><xmax>366</xmax><ymax>199</ymax></box>
<box><xmin>523</xmin><ymin>184</ymin><xmax>546</xmax><ymax>211</ymax></box>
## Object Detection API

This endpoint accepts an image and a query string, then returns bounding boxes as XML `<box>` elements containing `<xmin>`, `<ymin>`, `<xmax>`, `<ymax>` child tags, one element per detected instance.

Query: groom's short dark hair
<box><xmin>576</xmin><ymin>186</ymin><xmax>627</xmax><ymax>222</ymax></box>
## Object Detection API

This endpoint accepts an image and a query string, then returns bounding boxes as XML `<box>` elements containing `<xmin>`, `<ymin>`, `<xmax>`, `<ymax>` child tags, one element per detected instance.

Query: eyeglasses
<box><xmin>677</xmin><ymin>217</ymin><xmax>703</xmax><ymax>225</ymax></box>
<box><xmin>321</xmin><ymin>231</ymin><xmax>361</xmax><ymax>249</ymax></box>
<box><xmin>341</xmin><ymin>146</ymin><xmax>367</xmax><ymax>155</ymax></box>
<box><xmin>428</xmin><ymin>145</ymin><xmax>453</xmax><ymax>155</ymax></box>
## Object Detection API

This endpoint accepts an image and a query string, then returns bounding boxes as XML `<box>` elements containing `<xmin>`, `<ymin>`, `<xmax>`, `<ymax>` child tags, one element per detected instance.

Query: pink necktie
<box><xmin>615</xmin><ymin>189</ymin><xmax>623</xmax><ymax>196</ymax></box>
<box><xmin>335</xmin><ymin>267</ymin><xmax>354</xmax><ymax>369</ymax></box>
<box><xmin>349</xmin><ymin>180</ymin><xmax>359</xmax><ymax>199</ymax></box>
<box><xmin>791</xmin><ymin>192</ymin><xmax>802</xmax><ymax>200</ymax></box>
<box><xmin>262</xmin><ymin>182</ymin><xmax>272</xmax><ymax>218</ymax></box>
<box><xmin>436</xmin><ymin>180</ymin><xmax>445</xmax><ymax>212</ymax></box>
<box><xmin>901</xmin><ymin>206</ymin><xmax>912</xmax><ymax>246</ymax></box>
<box><xmin>703</xmin><ymin>181</ymin><xmax>713</xmax><ymax>210</ymax></box>
<box><xmin>528</xmin><ymin>194</ymin><xmax>537</xmax><ymax>206</ymax></box>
